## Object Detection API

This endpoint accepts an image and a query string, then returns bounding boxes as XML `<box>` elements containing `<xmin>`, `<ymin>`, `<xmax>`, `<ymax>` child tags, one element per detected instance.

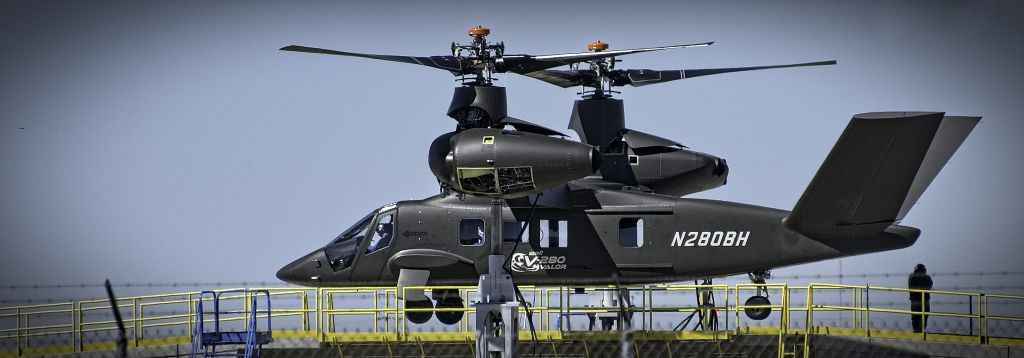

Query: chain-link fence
<box><xmin>1</xmin><ymin>283</ymin><xmax>1022</xmax><ymax>357</ymax></box>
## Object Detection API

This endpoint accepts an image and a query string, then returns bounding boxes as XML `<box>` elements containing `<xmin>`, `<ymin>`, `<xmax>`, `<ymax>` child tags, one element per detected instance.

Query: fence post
<box><xmin>920</xmin><ymin>291</ymin><xmax>927</xmax><ymax>341</ymax></box>
<box><xmin>316</xmin><ymin>288</ymin><xmax>323</xmax><ymax>341</ymax></box>
<box><xmin>803</xmin><ymin>284</ymin><xmax>813</xmax><ymax>358</ymax></box>
<box><xmin>16</xmin><ymin>307</ymin><xmax>21</xmax><ymax>357</ymax></box>
<box><xmin>188</xmin><ymin>294</ymin><xmax>194</xmax><ymax>343</ymax></box>
<box><xmin>980</xmin><ymin>293</ymin><xmax>987</xmax><ymax>344</ymax></box>
<box><xmin>133</xmin><ymin>298</ymin><xmax>139</xmax><ymax>347</ymax></box>
<box><xmin>139</xmin><ymin>302</ymin><xmax>145</xmax><ymax>342</ymax></box>
<box><xmin>74</xmin><ymin>301</ymin><xmax>81</xmax><ymax>352</ymax></box>
<box><xmin>25</xmin><ymin>314</ymin><xmax>30</xmax><ymax>350</ymax></box>
<box><xmin>865</xmin><ymin>285</ymin><xmax>870</xmax><ymax>338</ymax></box>
<box><xmin>302</xmin><ymin>291</ymin><xmax>309</xmax><ymax>332</ymax></box>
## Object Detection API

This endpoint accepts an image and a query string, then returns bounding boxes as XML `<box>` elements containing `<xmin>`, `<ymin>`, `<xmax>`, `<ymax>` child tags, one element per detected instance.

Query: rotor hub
<box><xmin>468</xmin><ymin>26</ymin><xmax>490</xmax><ymax>38</ymax></box>
<box><xmin>588</xmin><ymin>41</ymin><xmax>608</xmax><ymax>52</ymax></box>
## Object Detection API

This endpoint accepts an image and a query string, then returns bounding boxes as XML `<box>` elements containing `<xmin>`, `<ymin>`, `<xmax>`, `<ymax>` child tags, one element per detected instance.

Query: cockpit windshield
<box><xmin>323</xmin><ymin>212</ymin><xmax>373</xmax><ymax>270</ymax></box>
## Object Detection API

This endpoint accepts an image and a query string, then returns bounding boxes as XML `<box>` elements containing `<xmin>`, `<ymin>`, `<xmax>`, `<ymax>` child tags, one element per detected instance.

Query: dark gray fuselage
<box><xmin>276</xmin><ymin>185</ymin><xmax>918</xmax><ymax>287</ymax></box>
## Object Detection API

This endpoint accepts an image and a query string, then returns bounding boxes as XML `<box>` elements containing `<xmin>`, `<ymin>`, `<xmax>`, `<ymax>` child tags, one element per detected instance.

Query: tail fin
<box><xmin>785</xmin><ymin>112</ymin><xmax>980</xmax><ymax>240</ymax></box>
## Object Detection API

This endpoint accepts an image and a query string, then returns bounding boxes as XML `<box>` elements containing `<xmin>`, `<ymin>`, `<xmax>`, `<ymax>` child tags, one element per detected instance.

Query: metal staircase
<box><xmin>191</xmin><ymin>290</ymin><xmax>273</xmax><ymax>358</ymax></box>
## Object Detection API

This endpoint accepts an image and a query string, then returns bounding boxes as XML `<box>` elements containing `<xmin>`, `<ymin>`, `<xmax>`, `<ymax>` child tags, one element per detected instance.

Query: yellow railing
<box><xmin>1</xmin><ymin>283</ymin><xmax>1022</xmax><ymax>357</ymax></box>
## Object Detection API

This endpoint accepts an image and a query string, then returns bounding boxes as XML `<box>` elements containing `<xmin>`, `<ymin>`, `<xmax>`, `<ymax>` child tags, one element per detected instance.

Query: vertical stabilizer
<box><xmin>785</xmin><ymin>112</ymin><xmax>979</xmax><ymax>240</ymax></box>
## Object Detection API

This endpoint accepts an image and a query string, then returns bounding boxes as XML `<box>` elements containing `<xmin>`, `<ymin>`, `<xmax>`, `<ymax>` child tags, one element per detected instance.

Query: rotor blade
<box><xmin>500</xmin><ymin>42</ymin><xmax>714</xmax><ymax>74</ymax></box>
<box><xmin>521</xmin><ymin>69</ymin><xmax>598</xmax><ymax>88</ymax></box>
<box><xmin>280</xmin><ymin>45</ymin><xmax>472</xmax><ymax>75</ymax></box>
<box><xmin>626</xmin><ymin>60</ymin><xmax>837</xmax><ymax>86</ymax></box>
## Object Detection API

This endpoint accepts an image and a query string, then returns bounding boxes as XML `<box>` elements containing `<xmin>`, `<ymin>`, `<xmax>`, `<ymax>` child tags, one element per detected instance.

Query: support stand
<box><xmin>475</xmin><ymin>199</ymin><xmax>519</xmax><ymax>358</ymax></box>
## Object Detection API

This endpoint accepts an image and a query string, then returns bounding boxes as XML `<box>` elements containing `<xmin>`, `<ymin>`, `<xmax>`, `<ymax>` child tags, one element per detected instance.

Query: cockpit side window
<box><xmin>366</xmin><ymin>213</ymin><xmax>395</xmax><ymax>254</ymax></box>
<box><xmin>323</xmin><ymin>213</ymin><xmax>372</xmax><ymax>271</ymax></box>
<box><xmin>459</xmin><ymin>218</ymin><xmax>485</xmax><ymax>246</ymax></box>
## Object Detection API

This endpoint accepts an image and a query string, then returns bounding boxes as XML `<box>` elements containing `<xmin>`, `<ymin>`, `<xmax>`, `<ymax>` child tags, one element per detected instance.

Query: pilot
<box><xmin>474</xmin><ymin>226</ymin><xmax>486</xmax><ymax>245</ymax></box>
<box><xmin>367</xmin><ymin>223</ymin><xmax>394</xmax><ymax>253</ymax></box>
<box><xmin>908</xmin><ymin>263</ymin><xmax>933</xmax><ymax>333</ymax></box>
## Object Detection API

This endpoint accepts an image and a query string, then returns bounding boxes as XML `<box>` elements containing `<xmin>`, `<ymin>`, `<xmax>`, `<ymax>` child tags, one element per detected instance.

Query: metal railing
<box><xmin>1</xmin><ymin>283</ymin><xmax>1022</xmax><ymax>357</ymax></box>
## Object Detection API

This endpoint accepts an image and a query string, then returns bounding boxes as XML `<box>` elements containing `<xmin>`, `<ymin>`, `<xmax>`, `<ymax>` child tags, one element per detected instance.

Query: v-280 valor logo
<box><xmin>510</xmin><ymin>252</ymin><xmax>567</xmax><ymax>272</ymax></box>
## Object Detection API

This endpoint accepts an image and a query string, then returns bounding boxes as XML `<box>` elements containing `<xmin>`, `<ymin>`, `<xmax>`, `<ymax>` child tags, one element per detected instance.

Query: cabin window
<box><xmin>619</xmin><ymin>218</ymin><xmax>644</xmax><ymax>248</ymax></box>
<box><xmin>538</xmin><ymin>219</ymin><xmax>568</xmax><ymax>248</ymax></box>
<box><xmin>459</xmin><ymin>218</ymin><xmax>486</xmax><ymax>246</ymax></box>
<box><xmin>503</xmin><ymin>221</ymin><xmax>527</xmax><ymax>242</ymax></box>
<box><xmin>323</xmin><ymin>213</ymin><xmax>373</xmax><ymax>270</ymax></box>
<box><xmin>628</xmin><ymin>155</ymin><xmax>640</xmax><ymax>165</ymax></box>
<box><xmin>366</xmin><ymin>213</ymin><xmax>394</xmax><ymax>254</ymax></box>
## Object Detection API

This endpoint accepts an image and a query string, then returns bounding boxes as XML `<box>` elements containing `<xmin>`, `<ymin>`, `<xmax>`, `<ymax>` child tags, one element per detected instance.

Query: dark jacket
<box><xmin>908</xmin><ymin>272</ymin><xmax>933</xmax><ymax>301</ymax></box>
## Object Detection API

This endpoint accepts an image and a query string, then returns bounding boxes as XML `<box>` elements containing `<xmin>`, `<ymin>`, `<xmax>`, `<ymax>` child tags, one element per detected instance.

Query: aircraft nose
<box><xmin>276</xmin><ymin>250</ymin><xmax>323</xmax><ymax>286</ymax></box>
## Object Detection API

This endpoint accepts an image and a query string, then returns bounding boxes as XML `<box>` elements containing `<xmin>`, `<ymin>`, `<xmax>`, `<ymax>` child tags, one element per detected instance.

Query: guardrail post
<box><xmin>16</xmin><ymin>307</ymin><xmax>21</xmax><ymax>357</ymax></box>
<box><xmin>852</xmin><ymin>288</ymin><xmax>859</xmax><ymax>330</ymax></box>
<box><xmin>73</xmin><ymin>301</ymin><xmax>80</xmax><ymax>353</ymax></box>
<box><xmin>400</xmin><ymin>287</ymin><xmax>406</xmax><ymax>341</ymax></box>
<box><xmin>865</xmin><ymin>285</ymin><xmax>870</xmax><ymax>338</ymax></box>
<box><xmin>315</xmin><ymin>288</ymin><xmax>322</xmax><ymax>341</ymax></box>
<box><xmin>980</xmin><ymin>293</ymin><xmax>987</xmax><ymax>344</ymax></box>
<box><xmin>563</xmin><ymin>287</ymin><xmax>570</xmax><ymax>332</ymax></box>
<box><xmin>139</xmin><ymin>301</ymin><xmax>145</xmax><ymax>342</ymax></box>
<box><xmin>133</xmin><ymin>297</ymin><xmax>139</xmax><ymax>347</ymax></box>
<box><xmin>968</xmin><ymin>295</ymin><xmax>973</xmax><ymax>337</ymax></box>
<box><xmin>188</xmin><ymin>294</ymin><xmax>195</xmax><ymax>343</ymax></box>
<box><xmin>301</xmin><ymin>291</ymin><xmax>309</xmax><ymax>332</ymax></box>
<box><xmin>803</xmin><ymin>284</ymin><xmax>813</xmax><ymax>358</ymax></box>
<box><xmin>733</xmin><ymin>286</ymin><xmax>739</xmax><ymax>334</ymax></box>
<box><xmin>327</xmin><ymin>292</ymin><xmax>335</xmax><ymax>334</ymax></box>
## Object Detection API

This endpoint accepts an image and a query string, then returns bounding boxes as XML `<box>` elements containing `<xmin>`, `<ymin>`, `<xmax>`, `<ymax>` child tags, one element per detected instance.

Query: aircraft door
<box><xmin>350</xmin><ymin>210</ymin><xmax>396</xmax><ymax>283</ymax></box>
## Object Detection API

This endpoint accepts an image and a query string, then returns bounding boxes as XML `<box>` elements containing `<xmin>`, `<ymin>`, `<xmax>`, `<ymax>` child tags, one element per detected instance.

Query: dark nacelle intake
<box><xmin>429</xmin><ymin>128</ymin><xmax>601</xmax><ymax>198</ymax></box>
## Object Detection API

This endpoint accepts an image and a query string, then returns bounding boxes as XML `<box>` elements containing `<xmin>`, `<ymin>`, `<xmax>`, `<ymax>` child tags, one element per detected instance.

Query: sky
<box><xmin>1</xmin><ymin>0</ymin><xmax>1022</xmax><ymax>297</ymax></box>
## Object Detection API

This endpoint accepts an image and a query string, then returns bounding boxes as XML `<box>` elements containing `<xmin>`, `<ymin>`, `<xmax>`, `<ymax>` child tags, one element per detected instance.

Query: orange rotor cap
<box><xmin>468</xmin><ymin>26</ymin><xmax>490</xmax><ymax>36</ymax></box>
<box><xmin>588</xmin><ymin>41</ymin><xmax>609</xmax><ymax>52</ymax></box>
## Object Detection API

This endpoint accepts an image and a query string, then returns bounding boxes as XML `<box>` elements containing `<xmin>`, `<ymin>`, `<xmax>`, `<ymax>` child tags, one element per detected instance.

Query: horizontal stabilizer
<box><xmin>786</xmin><ymin>112</ymin><xmax>979</xmax><ymax>240</ymax></box>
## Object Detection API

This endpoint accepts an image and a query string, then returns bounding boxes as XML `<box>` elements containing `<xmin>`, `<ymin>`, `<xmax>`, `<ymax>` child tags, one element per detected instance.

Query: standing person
<box><xmin>908</xmin><ymin>264</ymin><xmax>933</xmax><ymax>333</ymax></box>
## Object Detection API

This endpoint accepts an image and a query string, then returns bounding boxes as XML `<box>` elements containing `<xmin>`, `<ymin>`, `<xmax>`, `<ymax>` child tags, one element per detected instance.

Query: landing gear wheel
<box><xmin>435</xmin><ymin>298</ymin><xmax>465</xmax><ymax>325</ymax></box>
<box><xmin>744</xmin><ymin>295</ymin><xmax>772</xmax><ymax>320</ymax></box>
<box><xmin>405</xmin><ymin>300</ymin><xmax>433</xmax><ymax>324</ymax></box>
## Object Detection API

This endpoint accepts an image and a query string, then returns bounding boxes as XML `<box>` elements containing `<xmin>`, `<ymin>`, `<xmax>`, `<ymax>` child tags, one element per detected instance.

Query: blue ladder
<box><xmin>191</xmin><ymin>290</ymin><xmax>273</xmax><ymax>358</ymax></box>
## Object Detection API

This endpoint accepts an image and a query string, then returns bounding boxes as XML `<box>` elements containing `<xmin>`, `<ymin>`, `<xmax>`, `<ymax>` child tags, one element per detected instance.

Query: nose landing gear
<box><xmin>744</xmin><ymin>270</ymin><xmax>772</xmax><ymax>320</ymax></box>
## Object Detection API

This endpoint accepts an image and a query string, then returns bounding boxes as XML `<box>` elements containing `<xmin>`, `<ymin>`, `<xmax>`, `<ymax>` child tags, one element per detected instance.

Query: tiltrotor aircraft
<box><xmin>276</xmin><ymin>27</ymin><xmax>980</xmax><ymax>326</ymax></box>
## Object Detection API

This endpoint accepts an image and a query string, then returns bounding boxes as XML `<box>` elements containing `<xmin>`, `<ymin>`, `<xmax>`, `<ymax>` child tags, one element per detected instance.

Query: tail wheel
<box><xmin>405</xmin><ymin>300</ymin><xmax>433</xmax><ymax>324</ymax></box>
<box><xmin>436</xmin><ymin>298</ymin><xmax>465</xmax><ymax>325</ymax></box>
<box><xmin>744</xmin><ymin>295</ymin><xmax>772</xmax><ymax>320</ymax></box>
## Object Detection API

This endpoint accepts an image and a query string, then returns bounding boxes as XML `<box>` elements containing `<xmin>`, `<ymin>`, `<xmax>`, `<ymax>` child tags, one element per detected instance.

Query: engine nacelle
<box><xmin>601</xmin><ymin>129</ymin><xmax>729</xmax><ymax>197</ymax></box>
<box><xmin>429</xmin><ymin>128</ymin><xmax>601</xmax><ymax>198</ymax></box>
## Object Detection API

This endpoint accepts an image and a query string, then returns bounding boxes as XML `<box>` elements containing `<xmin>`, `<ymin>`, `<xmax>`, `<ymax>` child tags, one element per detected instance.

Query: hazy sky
<box><xmin>1</xmin><ymin>0</ymin><xmax>1022</xmax><ymax>290</ymax></box>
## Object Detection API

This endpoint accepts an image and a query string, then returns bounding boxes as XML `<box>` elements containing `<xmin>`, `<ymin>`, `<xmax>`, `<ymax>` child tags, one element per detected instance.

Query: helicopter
<box><xmin>275</xmin><ymin>27</ymin><xmax>979</xmax><ymax>326</ymax></box>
